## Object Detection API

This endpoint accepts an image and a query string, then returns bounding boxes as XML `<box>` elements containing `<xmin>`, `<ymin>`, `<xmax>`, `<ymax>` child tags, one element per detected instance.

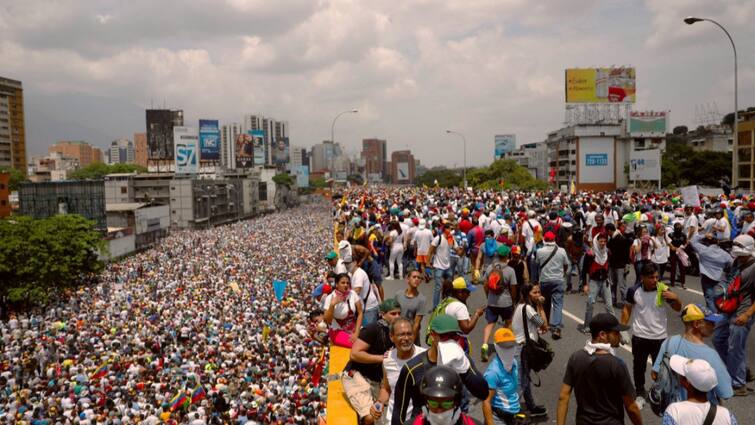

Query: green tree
<box><xmin>347</xmin><ymin>174</ymin><xmax>364</xmax><ymax>185</ymax></box>
<box><xmin>661</xmin><ymin>138</ymin><xmax>731</xmax><ymax>187</ymax></box>
<box><xmin>468</xmin><ymin>160</ymin><xmax>548</xmax><ymax>190</ymax></box>
<box><xmin>415</xmin><ymin>168</ymin><xmax>462</xmax><ymax>188</ymax></box>
<box><xmin>68</xmin><ymin>163</ymin><xmax>147</xmax><ymax>180</ymax></box>
<box><xmin>311</xmin><ymin>177</ymin><xmax>328</xmax><ymax>188</ymax></box>
<box><xmin>0</xmin><ymin>214</ymin><xmax>105</xmax><ymax>306</ymax></box>
<box><xmin>272</xmin><ymin>173</ymin><xmax>294</xmax><ymax>186</ymax></box>
<box><xmin>0</xmin><ymin>166</ymin><xmax>26</xmax><ymax>191</ymax></box>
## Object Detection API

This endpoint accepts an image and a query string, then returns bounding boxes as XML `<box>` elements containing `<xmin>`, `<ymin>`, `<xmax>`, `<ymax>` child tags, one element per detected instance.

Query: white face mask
<box><xmin>422</xmin><ymin>405</ymin><xmax>461</xmax><ymax>425</ymax></box>
<box><xmin>494</xmin><ymin>345</ymin><xmax>517</xmax><ymax>371</ymax></box>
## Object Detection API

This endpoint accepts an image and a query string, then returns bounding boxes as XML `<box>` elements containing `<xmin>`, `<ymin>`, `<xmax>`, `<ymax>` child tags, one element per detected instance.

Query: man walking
<box><xmin>428</xmin><ymin>221</ymin><xmax>454</xmax><ymax>308</ymax></box>
<box><xmin>395</xmin><ymin>269</ymin><xmax>428</xmax><ymax>344</ymax></box>
<box><xmin>533</xmin><ymin>231</ymin><xmax>570</xmax><ymax>340</ymax></box>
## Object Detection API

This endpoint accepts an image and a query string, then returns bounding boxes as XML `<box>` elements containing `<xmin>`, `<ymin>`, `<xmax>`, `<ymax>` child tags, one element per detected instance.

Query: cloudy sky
<box><xmin>2</xmin><ymin>0</ymin><xmax>754</xmax><ymax>167</ymax></box>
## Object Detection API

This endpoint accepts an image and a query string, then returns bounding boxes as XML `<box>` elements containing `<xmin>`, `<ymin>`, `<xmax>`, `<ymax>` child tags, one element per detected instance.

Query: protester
<box><xmin>688</xmin><ymin>233</ymin><xmax>733</xmax><ymax>313</ymax></box>
<box><xmin>579</xmin><ymin>233</ymin><xmax>615</xmax><ymax>333</ymax></box>
<box><xmin>607</xmin><ymin>222</ymin><xmax>631</xmax><ymax>307</ymax></box>
<box><xmin>411</xmin><ymin>366</ymin><xmax>476</xmax><ymax>425</ymax></box>
<box><xmin>482</xmin><ymin>328</ymin><xmax>522</xmax><ymax>425</ymax></box>
<box><xmin>480</xmin><ymin>245</ymin><xmax>518</xmax><ymax>363</ymax></box>
<box><xmin>395</xmin><ymin>269</ymin><xmax>428</xmax><ymax>344</ymax></box>
<box><xmin>428</xmin><ymin>221</ymin><xmax>455</xmax><ymax>308</ymax></box>
<box><xmin>533</xmin><ymin>231</ymin><xmax>570</xmax><ymax>340</ymax></box>
<box><xmin>324</xmin><ymin>272</ymin><xmax>364</xmax><ymax>348</ymax></box>
<box><xmin>387</xmin><ymin>221</ymin><xmax>406</xmax><ymax>279</ymax></box>
<box><xmin>663</xmin><ymin>356</ymin><xmax>738</xmax><ymax>425</ymax></box>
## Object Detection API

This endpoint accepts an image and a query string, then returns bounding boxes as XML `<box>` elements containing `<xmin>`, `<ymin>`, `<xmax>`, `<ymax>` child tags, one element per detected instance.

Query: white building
<box><xmin>108</xmin><ymin>138</ymin><xmax>135</xmax><ymax>164</ymax></box>
<box><xmin>504</xmin><ymin>142</ymin><xmax>548</xmax><ymax>180</ymax></box>
<box><xmin>221</xmin><ymin>122</ymin><xmax>242</xmax><ymax>169</ymax></box>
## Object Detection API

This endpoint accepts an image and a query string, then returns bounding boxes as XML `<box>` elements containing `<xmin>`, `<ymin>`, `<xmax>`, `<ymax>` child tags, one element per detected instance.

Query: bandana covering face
<box><xmin>494</xmin><ymin>345</ymin><xmax>517</xmax><ymax>371</ymax></box>
<box><xmin>422</xmin><ymin>406</ymin><xmax>461</xmax><ymax>425</ymax></box>
<box><xmin>584</xmin><ymin>340</ymin><xmax>615</xmax><ymax>356</ymax></box>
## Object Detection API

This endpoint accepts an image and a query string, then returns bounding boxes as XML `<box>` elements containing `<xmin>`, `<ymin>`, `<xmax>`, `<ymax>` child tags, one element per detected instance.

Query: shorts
<box><xmin>416</xmin><ymin>255</ymin><xmax>430</xmax><ymax>266</ymax></box>
<box><xmin>341</xmin><ymin>370</ymin><xmax>381</xmax><ymax>419</ymax></box>
<box><xmin>485</xmin><ymin>306</ymin><xmax>513</xmax><ymax>324</ymax></box>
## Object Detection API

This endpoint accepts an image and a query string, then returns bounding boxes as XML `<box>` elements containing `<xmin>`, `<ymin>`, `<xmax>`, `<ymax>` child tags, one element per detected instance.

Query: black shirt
<box><xmin>607</xmin><ymin>233</ymin><xmax>629</xmax><ymax>268</ymax></box>
<box><xmin>669</xmin><ymin>231</ymin><xmax>687</xmax><ymax>248</ymax></box>
<box><xmin>344</xmin><ymin>321</ymin><xmax>393</xmax><ymax>382</ymax></box>
<box><xmin>563</xmin><ymin>349</ymin><xmax>635</xmax><ymax>425</ymax></box>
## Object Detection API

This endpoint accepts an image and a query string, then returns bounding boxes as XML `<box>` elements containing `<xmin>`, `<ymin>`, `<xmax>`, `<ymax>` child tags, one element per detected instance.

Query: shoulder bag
<box><xmin>521</xmin><ymin>305</ymin><xmax>554</xmax><ymax>372</ymax></box>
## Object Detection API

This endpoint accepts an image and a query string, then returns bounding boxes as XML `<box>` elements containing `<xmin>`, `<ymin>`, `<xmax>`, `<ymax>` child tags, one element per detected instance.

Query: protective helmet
<box><xmin>420</xmin><ymin>365</ymin><xmax>462</xmax><ymax>400</ymax></box>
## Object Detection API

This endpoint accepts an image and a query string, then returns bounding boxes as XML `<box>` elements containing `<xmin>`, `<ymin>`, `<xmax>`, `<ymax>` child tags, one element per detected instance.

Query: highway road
<box><xmin>380</xmin><ymin>270</ymin><xmax>755</xmax><ymax>424</ymax></box>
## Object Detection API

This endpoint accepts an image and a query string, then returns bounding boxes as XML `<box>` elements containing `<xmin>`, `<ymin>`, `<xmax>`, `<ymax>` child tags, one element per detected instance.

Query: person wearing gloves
<box><xmin>410</xmin><ymin>366</ymin><xmax>477</xmax><ymax>425</ymax></box>
<box><xmin>621</xmin><ymin>262</ymin><xmax>681</xmax><ymax>409</ymax></box>
<box><xmin>482</xmin><ymin>328</ymin><xmax>524</xmax><ymax>425</ymax></box>
<box><xmin>391</xmin><ymin>314</ymin><xmax>489</xmax><ymax>424</ymax></box>
<box><xmin>662</xmin><ymin>356</ymin><xmax>738</xmax><ymax>425</ymax></box>
<box><xmin>557</xmin><ymin>313</ymin><xmax>642</xmax><ymax>425</ymax></box>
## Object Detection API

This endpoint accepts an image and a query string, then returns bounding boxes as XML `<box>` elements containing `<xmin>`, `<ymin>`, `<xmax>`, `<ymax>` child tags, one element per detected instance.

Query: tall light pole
<box><xmin>446</xmin><ymin>130</ymin><xmax>467</xmax><ymax>188</ymax></box>
<box><xmin>684</xmin><ymin>16</ymin><xmax>738</xmax><ymax>186</ymax></box>
<box><xmin>331</xmin><ymin>109</ymin><xmax>358</xmax><ymax>145</ymax></box>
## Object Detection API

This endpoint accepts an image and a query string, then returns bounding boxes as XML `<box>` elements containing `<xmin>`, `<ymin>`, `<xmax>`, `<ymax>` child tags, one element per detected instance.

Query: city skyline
<box><xmin>2</xmin><ymin>0</ymin><xmax>754</xmax><ymax>168</ymax></box>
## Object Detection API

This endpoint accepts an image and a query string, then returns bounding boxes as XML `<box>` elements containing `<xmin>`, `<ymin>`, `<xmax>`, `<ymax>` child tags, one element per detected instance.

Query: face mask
<box><xmin>422</xmin><ymin>405</ymin><xmax>460</xmax><ymax>425</ymax></box>
<box><xmin>494</xmin><ymin>345</ymin><xmax>517</xmax><ymax>371</ymax></box>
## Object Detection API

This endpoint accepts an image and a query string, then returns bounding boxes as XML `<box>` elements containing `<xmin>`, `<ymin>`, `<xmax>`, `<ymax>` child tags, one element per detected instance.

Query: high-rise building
<box><xmin>108</xmin><ymin>138</ymin><xmax>135</xmax><ymax>164</ymax></box>
<box><xmin>290</xmin><ymin>146</ymin><xmax>309</xmax><ymax>169</ymax></box>
<box><xmin>221</xmin><ymin>122</ymin><xmax>242</xmax><ymax>169</ymax></box>
<box><xmin>310</xmin><ymin>141</ymin><xmax>343</xmax><ymax>172</ymax></box>
<box><xmin>146</xmin><ymin>109</ymin><xmax>183</xmax><ymax>160</ymax></box>
<box><xmin>134</xmin><ymin>133</ymin><xmax>147</xmax><ymax>167</ymax></box>
<box><xmin>736</xmin><ymin>109</ymin><xmax>755</xmax><ymax>191</ymax></box>
<box><xmin>49</xmin><ymin>141</ymin><xmax>103</xmax><ymax>167</ymax></box>
<box><xmin>390</xmin><ymin>150</ymin><xmax>416</xmax><ymax>184</ymax></box>
<box><xmin>243</xmin><ymin>115</ymin><xmax>288</xmax><ymax>165</ymax></box>
<box><xmin>361</xmin><ymin>138</ymin><xmax>387</xmax><ymax>182</ymax></box>
<box><xmin>0</xmin><ymin>77</ymin><xmax>26</xmax><ymax>175</ymax></box>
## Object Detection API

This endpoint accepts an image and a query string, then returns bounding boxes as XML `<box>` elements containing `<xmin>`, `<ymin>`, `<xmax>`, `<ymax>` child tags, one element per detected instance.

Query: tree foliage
<box><xmin>0</xmin><ymin>215</ymin><xmax>105</xmax><ymax>306</ymax></box>
<box><xmin>415</xmin><ymin>168</ymin><xmax>462</xmax><ymax>188</ymax></box>
<box><xmin>0</xmin><ymin>166</ymin><xmax>26</xmax><ymax>191</ymax></box>
<box><xmin>661</xmin><ymin>138</ymin><xmax>731</xmax><ymax>188</ymax></box>
<box><xmin>68</xmin><ymin>163</ymin><xmax>147</xmax><ymax>180</ymax></box>
<box><xmin>310</xmin><ymin>177</ymin><xmax>328</xmax><ymax>189</ymax></box>
<box><xmin>272</xmin><ymin>173</ymin><xmax>295</xmax><ymax>187</ymax></box>
<box><xmin>347</xmin><ymin>174</ymin><xmax>364</xmax><ymax>185</ymax></box>
<box><xmin>467</xmin><ymin>159</ymin><xmax>549</xmax><ymax>190</ymax></box>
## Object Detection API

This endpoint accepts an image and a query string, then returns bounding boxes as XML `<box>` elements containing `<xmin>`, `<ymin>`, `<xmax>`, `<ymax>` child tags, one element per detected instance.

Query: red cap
<box><xmin>544</xmin><ymin>231</ymin><xmax>556</xmax><ymax>242</ymax></box>
<box><xmin>511</xmin><ymin>245</ymin><xmax>521</xmax><ymax>255</ymax></box>
<box><xmin>412</xmin><ymin>217</ymin><xmax>419</xmax><ymax>225</ymax></box>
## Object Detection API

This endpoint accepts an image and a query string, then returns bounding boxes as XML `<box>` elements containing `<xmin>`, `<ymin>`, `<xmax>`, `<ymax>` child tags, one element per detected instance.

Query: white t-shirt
<box><xmin>334</xmin><ymin>259</ymin><xmax>348</xmax><ymax>275</ymax></box>
<box><xmin>512</xmin><ymin>304</ymin><xmax>540</xmax><ymax>344</ymax></box>
<box><xmin>431</xmin><ymin>234</ymin><xmax>452</xmax><ymax>270</ymax></box>
<box><xmin>444</xmin><ymin>301</ymin><xmax>470</xmax><ymax>321</ymax></box>
<box><xmin>350</xmin><ymin>267</ymin><xmax>380</xmax><ymax>311</ymax></box>
<box><xmin>683</xmin><ymin>214</ymin><xmax>699</xmax><ymax>235</ymax></box>
<box><xmin>322</xmin><ymin>291</ymin><xmax>361</xmax><ymax>329</ymax></box>
<box><xmin>663</xmin><ymin>401</ymin><xmax>734</xmax><ymax>425</ymax></box>
<box><xmin>627</xmin><ymin>285</ymin><xmax>668</xmax><ymax>340</ymax></box>
<box><xmin>383</xmin><ymin>345</ymin><xmax>427</xmax><ymax>423</ymax></box>
<box><xmin>389</xmin><ymin>230</ymin><xmax>404</xmax><ymax>250</ymax></box>
<box><xmin>651</xmin><ymin>235</ymin><xmax>670</xmax><ymax>264</ymax></box>
<box><xmin>413</xmin><ymin>228</ymin><xmax>434</xmax><ymax>255</ymax></box>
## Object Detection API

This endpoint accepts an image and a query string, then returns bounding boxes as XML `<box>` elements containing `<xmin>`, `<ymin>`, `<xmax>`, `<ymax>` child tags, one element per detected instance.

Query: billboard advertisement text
<box><xmin>494</xmin><ymin>134</ymin><xmax>516</xmax><ymax>159</ymax></box>
<box><xmin>273</xmin><ymin>137</ymin><xmax>290</xmax><ymax>165</ymax></box>
<box><xmin>173</xmin><ymin>126</ymin><xmax>199</xmax><ymax>174</ymax></box>
<box><xmin>629</xmin><ymin>149</ymin><xmax>661</xmax><ymax>181</ymax></box>
<box><xmin>294</xmin><ymin>165</ymin><xmax>309</xmax><ymax>187</ymax></box>
<box><xmin>566</xmin><ymin>67</ymin><xmax>636</xmax><ymax>103</ymax></box>
<box><xmin>198</xmin><ymin>119</ymin><xmax>220</xmax><ymax>160</ymax></box>
<box><xmin>579</xmin><ymin>137</ymin><xmax>614</xmax><ymax>183</ymax></box>
<box><xmin>629</xmin><ymin>111</ymin><xmax>668</xmax><ymax>137</ymax></box>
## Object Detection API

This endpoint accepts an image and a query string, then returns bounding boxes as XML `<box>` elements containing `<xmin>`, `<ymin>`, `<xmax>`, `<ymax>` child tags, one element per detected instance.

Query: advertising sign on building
<box><xmin>629</xmin><ymin>111</ymin><xmax>668</xmax><ymax>137</ymax></box>
<box><xmin>294</xmin><ymin>165</ymin><xmax>309</xmax><ymax>187</ymax></box>
<box><xmin>397</xmin><ymin>162</ymin><xmax>410</xmax><ymax>181</ymax></box>
<box><xmin>235</xmin><ymin>133</ymin><xmax>253</xmax><ymax>168</ymax></box>
<box><xmin>251</xmin><ymin>130</ymin><xmax>265</xmax><ymax>166</ymax></box>
<box><xmin>173</xmin><ymin>126</ymin><xmax>199</xmax><ymax>174</ymax></box>
<box><xmin>273</xmin><ymin>136</ymin><xmax>290</xmax><ymax>165</ymax></box>
<box><xmin>579</xmin><ymin>137</ymin><xmax>614</xmax><ymax>183</ymax></box>
<box><xmin>494</xmin><ymin>135</ymin><xmax>516</xmax><ymax>159</ymax></box>
<box><xmin>198</xmin><ymin>119</ymin><xmax>220</xmax><ymax>160</ymax></box>
<box><xmin>629</xmin><ymin>149</ymin><xmax>661</xmax><ymax>181</ymax></box>
<box><xmin>565</xmin><ymin>67</ymin><xmax>636</xmax><ymax>103</ymax></box>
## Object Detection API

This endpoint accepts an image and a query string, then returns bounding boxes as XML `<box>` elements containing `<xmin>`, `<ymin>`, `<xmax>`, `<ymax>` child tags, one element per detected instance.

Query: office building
<box><xmin>243</xmin><ymin>115</ymin><xmax>289</xmax><ymax>166</ymax></box>
<box><xmin>134</xmin><ymin>133</ymin><xmax>148</xmax><ymax>167</ymax></box>
<box><xmin>0</xmin><ymin>172</ymin><xmax>10</xmax><ymax>217</ymax></box>
<box><xmin>390</xmin><ymin>150</ymin><xmax>415</xmax><ymax>184</ymax></box>
<box><xmin>221</xmin><ymin>122</ymin><xmax>242</xmax><ymax>169</ymax></box>
<box><xmin>28</xmin><ymin>152</ymin><xmax>80</xmax><ymax>182</ymax></box>
<box><xmin>310</xmin><ymin>141</ymin><xmax>343</xmax><ymax>172</ymax></box>
<box><xmin>48</xmin><ymin>141</ymin><xmax>103</xmax><ymax>168</ymax></box>
<box><xmin>108</xmin><ymin>138</ymin><xmax>135</xmax><ymax>164</ymax></box>
<box><xmin>0</xmin><ymin>77</ymin><xmax>26</xmax><ymax>175</ymax></box>
<box><xmin>361</xmin><ymin>138</ymin><xmax>387</xmax><ymax>182</ymax></box>
<box><xmin>146</xmin><ymin>109</ymin><xmax>183</xmax><ymax>160</ymax></box>
<box><xmin>504</xmin><ymin>142</ymin><xmax>549</xmax><ymax>180</ymax></box>
<box><xmin>736</xmin><ymin>109</ymin><xmax>755</xmax><ymax>191</ymax></box>
<box><xmin>19</xmin><ymin>180</ymin><xmax>106</xmax><ymax>229</ymax></box>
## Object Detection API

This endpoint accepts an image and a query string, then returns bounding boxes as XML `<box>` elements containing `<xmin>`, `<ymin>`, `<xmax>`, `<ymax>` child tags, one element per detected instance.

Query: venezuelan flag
<box><xmin>191</xmin><ymin>385</ymin><xmax>206</xmax><ymax>404</ymax></box>
<box><xmin>90</xmin><ymin>361</ymin><xmax>109</xmax><ymax>380</ymax></box>
<box><xmin>169</xmin><ymin>391</ymin><xmax>188</xmax><ymax>412</ymax></box>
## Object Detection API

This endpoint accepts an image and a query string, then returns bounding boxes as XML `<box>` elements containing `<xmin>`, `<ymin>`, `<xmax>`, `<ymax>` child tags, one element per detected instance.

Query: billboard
<box><xmin>173</xmin><ymin>126</ymin><xmax>199</xmax><ymax>174</ymax></box>
<box><xmin>294</xmin><ymin>165</ymin><xmax>309</xmax><ymax>187</ymax></box>
<box><xmin>565</xmin><ymin>67</ymin><xmax>636</xmax><ymax>103</ymax></box>
<box><xmin>494</xmin><ymin>135</ymin><xmax>516</xmax><ymax>159</ymax></box>
<box><xmin>629</xmin><ymin>149</ymin><xmax>661</xmax><ymax>181</ymax></box>
<box><xmin>273</xmin><ymin>136</ymin><xmax>290</xmax><ymax>165</ymax></box>
<box><xmin>629</xmin><ymin>111</ymin><xmax>668</xmax><ymax>137</ymax></box>
<box><xmin>250</xmin><ymin>130</ymin><xmax>265</xmax><ymax>166</ymax></box>
<box><xmin>235</xmin><ymin>133</ymin><xmax>253</xmax><ymax>168</ymax></box>
<box><xmin>579</xmin><ymin>137</ymin><xmax>614</xmax><ymax>183</ymax></box>
<box><xmin>198</xmin><ymin>119</ymin><xmax>220</xmax><ymax>160</ymax></box>
<box><xmin>397</xmin><ymin>162</ymin><xmax>410</xmax><ymax>181</ymax></box>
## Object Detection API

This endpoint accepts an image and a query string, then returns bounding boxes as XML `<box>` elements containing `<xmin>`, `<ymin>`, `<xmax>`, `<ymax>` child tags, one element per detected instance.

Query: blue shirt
<box><xmin>690</xmin><ymin>234</ymin><xmax>733</xmax><ymax>282</ymax></box>
<box><xmin>652</xmin><ymin>335</ymin><xmax>734</xmax><ymax>402</ymax></box>
<box><xmin>483</xmin><ymin>355</ymin><xmax>520</xmax><ymax>414</ymax></box>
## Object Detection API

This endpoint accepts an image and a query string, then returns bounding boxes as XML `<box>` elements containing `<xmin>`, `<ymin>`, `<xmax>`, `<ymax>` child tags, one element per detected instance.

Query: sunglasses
<box><xmin>426</xmin><ymin>399</ymin><xmax>456</xmax><ymax>410</ymax></box>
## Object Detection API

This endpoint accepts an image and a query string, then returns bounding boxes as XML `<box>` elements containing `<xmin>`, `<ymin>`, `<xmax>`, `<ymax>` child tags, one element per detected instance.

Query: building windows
<box><xmin>738</xmin><ymin>148</ymin><xmax>752</xmax><ymax>162</ymax></box>
<box><xmin>258</xmin><ymin>182</ymin><xmax>267</xmax><ymax>201</ymax></box>
<box><xmin>738</xmin><ymin>164</ymin><xmax>751</xmax><ymax>179</ymax></box>
<box><xmin>120</xmin><ymin>187</ymin><xmax>128</xmax><ymax>194</ymax></box>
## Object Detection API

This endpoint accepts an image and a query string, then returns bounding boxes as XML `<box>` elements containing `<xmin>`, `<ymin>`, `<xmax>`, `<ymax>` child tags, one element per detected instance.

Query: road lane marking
<box><xmin>682</xmin><ymin>287</ymin><xmax>704</xmax><ymax>296</ymax></box>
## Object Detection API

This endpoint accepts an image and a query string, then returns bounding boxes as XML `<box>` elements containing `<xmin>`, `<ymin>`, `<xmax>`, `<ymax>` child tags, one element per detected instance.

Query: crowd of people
<box><xmin>323</xmin><ymin>187</ymin><xmax>752</xmax><ymax>425</ymax></box>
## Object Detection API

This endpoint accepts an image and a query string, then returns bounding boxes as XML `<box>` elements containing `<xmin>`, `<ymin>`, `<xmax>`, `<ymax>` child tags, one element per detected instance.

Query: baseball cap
<box><xmin>430</xmin><ymin>314</ymin><xmax>460</xmax><ymax>334</ymax></box>
<box><xmin>496</xmin><ymin>244</ymin><xmax>511</xmax><ymax>258</ymax></box>
<box><xmin>451</xmin><ymin>276</ymin><xmax>477</xmax><ymax>292</ymax></box>
<box><xmin>325</xmin><ymin>251</ymin><xmax>337</xmax><ymax>260</ymax></box>
<box><xmin>544</xmin><ymin>231</ymin><xmax>556</xmax><ymax>242</ymax></box>
<box><xmin>511</xmin><ymin>245</ymin><xmax>521</xmax><ymax>255</ymax></box>
<box><xmin>669</xmin><ymin>355</ymin><xmax>718</xmax><ymax>392</ymax></box>
<box><xmin>589</xmin><ymin>313</ymin><xmax>630</xmax><ymax>333</ymax></box>
<box><xmin>493</xmin><ymin>328</ymin><xmax>516</xmax><ymax>347</ymax></box>
<box><xmin>681</xmin><ymin>304</ymin><xmax>723</xmax><ymax>323</ymax></box>
<box><xmin>731</xmin><ymin>234</ymin><xmax>755</xmax><ymax>258</ymax></box>
<box><xmin>379</xmin><ymin>298</ymin><xmax>401</xmax><ymax>313</ymax></box>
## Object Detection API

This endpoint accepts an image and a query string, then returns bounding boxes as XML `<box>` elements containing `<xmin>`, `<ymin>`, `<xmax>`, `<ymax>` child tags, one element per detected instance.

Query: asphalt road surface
<box><xmin>380</xmin><ymin>269</ymin><xmax>755</xmax><ymax>424</ymax></box>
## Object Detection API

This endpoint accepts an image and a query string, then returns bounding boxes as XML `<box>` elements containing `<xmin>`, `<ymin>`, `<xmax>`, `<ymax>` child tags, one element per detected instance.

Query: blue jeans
<box><xmin>566</xmin><ymin>255</ymin><xmax>583</xmax><ymax>291</ymax></box>
<box><xmin>540</xmin><ymin>280</ymin><xmax>564</xmax><ymax>329</ymax></box>
<box><xmin>700</xmin><ymin>274</ymin><xmax>718</xmax><ymax>313</ymax></box>
<box><xmin>713</xmin><ymin>314</ymin><xmax>754</xmax><ymax>387</ymax></box>
<box><xmin>363</xmin><ymin>307</ymin><xmax>379</xmax><ymax>326</ymax></box>
<box><xmin>515</xmin><ymin>347</ymin><xmax>535</xmax><ymax>410</ymax></box>
<box><xmin>584</xmin><ymin>279</ymin><xmax>615</xmax><ymax>326</ymax></box>
<box><xmin>433</xmin><ymin>267</ymin><xmax>453</xmax><ymax>308</ymax></box>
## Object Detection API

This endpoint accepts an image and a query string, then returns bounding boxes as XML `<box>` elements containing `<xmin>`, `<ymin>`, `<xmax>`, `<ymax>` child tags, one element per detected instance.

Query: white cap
<box><xmin>418</xmin><ymin>219</ymin><xmax>427</xmax><ymax>230</ymax></box>
<box><xmin>669</xmin><ymin>355</ymin><xmax>718</xmax><ymax>392</ymax></box>
<box><xmin>731</xmin><ymin>234</ymin><xmax>755</xmax><ymax>258</ymax></box>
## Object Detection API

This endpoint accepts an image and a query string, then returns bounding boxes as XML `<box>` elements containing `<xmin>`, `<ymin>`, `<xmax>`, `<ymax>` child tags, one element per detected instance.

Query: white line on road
<box><xmin>683</xmin><ymin>287</ymin><xmax>704</xmax><ymax>296</ymax></box>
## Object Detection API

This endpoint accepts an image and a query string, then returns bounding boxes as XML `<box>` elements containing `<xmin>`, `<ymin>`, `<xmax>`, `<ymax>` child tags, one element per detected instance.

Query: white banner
<box><xmin>681</xmin><ymin>185</ymin><xmax>700</xmax><ymax>207</ymax></box>
<box><xmin>629</xmin><ymin>149</ymin><xmax>661</xmax><ymax>181</ymax></box>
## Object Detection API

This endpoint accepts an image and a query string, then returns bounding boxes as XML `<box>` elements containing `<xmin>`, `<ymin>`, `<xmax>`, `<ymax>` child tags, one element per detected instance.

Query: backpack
<box><xmin>715</xmin><ymin>265</ymin><xmax>744</xmax><ymax>314</ymax></box>
<box><xmin>487</xmin><ymin>268</ymin><xmax>507</xmax><ymax>294</ymax></box>
<box><xmin>425</xmin><ymin>297</ymin><xmax>459</xmax><ymax>345</ymax></box>
<box><xmin>648</xmin><ymin>336</ymin><xmax>683</xmax><ymax>416</ymax></box>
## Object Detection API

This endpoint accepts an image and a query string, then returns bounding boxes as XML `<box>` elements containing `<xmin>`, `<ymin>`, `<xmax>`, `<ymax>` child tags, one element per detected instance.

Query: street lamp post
<box><xmin>446</xmin><ymin>130</ymin><xmax>467</xmax><ymax>189</ymax></box>
<box><xmin>684</xmin><ymin>16</ymin><xmax>738</xmax><ymax>186</ymax></box>
<box><xmin>331</xmin><ymin>109</ymin><xmax>359</xmax><ymax>145</ymax></box>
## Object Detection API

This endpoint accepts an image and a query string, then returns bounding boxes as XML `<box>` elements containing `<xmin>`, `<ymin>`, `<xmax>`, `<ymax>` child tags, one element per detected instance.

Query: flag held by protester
<box><xmin>273</xmin><ymin>280</ymin><xmax>287</xmax><ymax>301</ymax></box>
<box><xmin>169</xmin><ymin>391</ymin><xmax>189</xmax><ymax>412</ymax></box>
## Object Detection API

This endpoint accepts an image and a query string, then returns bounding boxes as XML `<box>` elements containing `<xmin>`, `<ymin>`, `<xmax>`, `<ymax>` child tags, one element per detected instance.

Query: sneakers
<box><xmin>635</xmin><ymin>396</ymin><xmax>646</xmax><ymax>410</ymax></box>
<box><xmin>734</xmin><ymin>386</ymin><xmax>749</xmax><ymax>397</ymax></box>
<box><xmin>576</xmin><ymin>324</ymin><xmax>589</xmax><ymax>334</ymax></box>
<box><xmin>481</xmin><ymin>344</ymin><xmax>490</xmax><ymax>362</ymax></box>
<box><xmin>551</xmin><ymin>328</ymin><xmax>562</xmax><ymax>340</ymax></box>
<box><xmin>528</xmin><ymin>405</ymin><xmax>547</xmax><ymax>417</ymax></box>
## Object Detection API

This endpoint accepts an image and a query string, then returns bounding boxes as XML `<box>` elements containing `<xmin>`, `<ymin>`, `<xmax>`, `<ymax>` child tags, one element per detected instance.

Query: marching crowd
<box><xmin>2</xmin><ymin>186</ymin><xmax>755</xmax><ymax>424</ymax></box>
<box><xmin>322</xmin><ymin>187</ymin><xmax>754</xmax><ymax>425</ymax></box>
